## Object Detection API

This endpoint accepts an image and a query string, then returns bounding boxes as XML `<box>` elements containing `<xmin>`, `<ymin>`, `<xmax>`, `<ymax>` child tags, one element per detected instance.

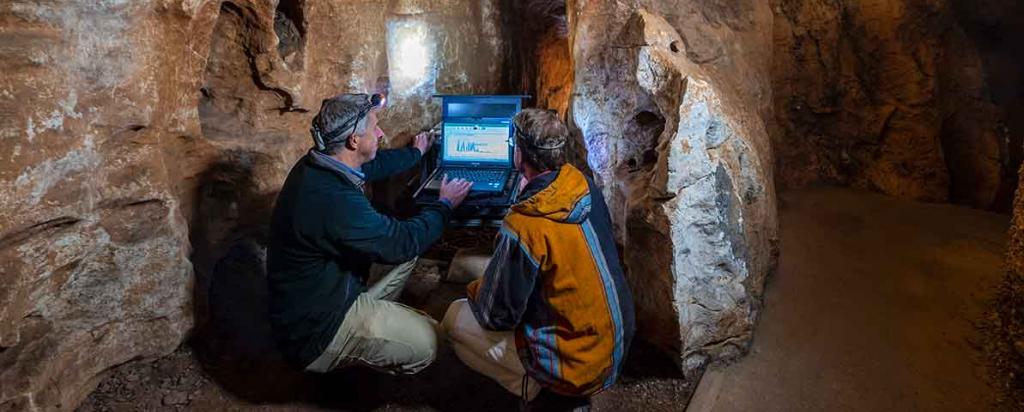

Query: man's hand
<box><xmin>413</xmin><ymin>131</ymin><xmax>434</xmax><ymax>155</ymax></box>
<box><xmin>439</xmin><ymin>174</ymin><xmax>473</xmax><ymax>208</ymax></box>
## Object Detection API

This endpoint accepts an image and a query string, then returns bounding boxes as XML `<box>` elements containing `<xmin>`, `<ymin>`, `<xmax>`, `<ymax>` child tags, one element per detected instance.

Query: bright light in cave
<box><xmin>387</xmin><ymin>20</ymin><xmax>433</xmax><ymax>95</ymax></box>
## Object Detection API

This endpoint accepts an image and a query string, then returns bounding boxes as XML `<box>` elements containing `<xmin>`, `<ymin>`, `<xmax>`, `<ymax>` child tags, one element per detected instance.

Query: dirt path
<box><xmin>687</xmin><ymin>187</ymin><xmax>1008</xmax><ymax>412</ymax></box>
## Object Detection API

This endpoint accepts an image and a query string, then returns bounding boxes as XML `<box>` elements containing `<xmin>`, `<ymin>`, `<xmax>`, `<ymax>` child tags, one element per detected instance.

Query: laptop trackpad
<box><xmin>425</xmin><ymin>172</ymin><xmax>505</xmax><ymax>192</ymax></box>
<box><xmin>472</xmin><ymin>180</ymin><xmax>504</xmax><ymax>192</ymax></box>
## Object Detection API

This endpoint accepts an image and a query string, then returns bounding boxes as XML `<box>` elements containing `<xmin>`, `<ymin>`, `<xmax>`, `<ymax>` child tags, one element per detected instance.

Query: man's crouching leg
<box><xmin>308</xmin><ymin>293</ymin><xmax>438</xmax><ymax>375</ymax></box>
<box><xmin>441</xmin><ymin>298</ymin><xmax>542</xmax><ymax>400</ymax></box>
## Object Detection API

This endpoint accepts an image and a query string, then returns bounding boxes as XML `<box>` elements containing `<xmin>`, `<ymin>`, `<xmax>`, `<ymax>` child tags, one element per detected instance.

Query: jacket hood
<box><xmin>513</xmin><ymin>164</ymin><xmax>592</xmax><ymax>224</ymax></box>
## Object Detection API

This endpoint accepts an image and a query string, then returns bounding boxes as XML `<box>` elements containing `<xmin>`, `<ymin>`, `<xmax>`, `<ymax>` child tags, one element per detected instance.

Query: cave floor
<box><xmin>79</xmin><ymin>234</ymin><xmax>688</xmax><ymax>411</ymax></box>
<box><xmin>687</xmin><ymin>186</ymin><xmax>1009</xmax><ymax>412</ymax></box>
<box><xmin>79</xmin><ymin>186</ymin><xmax>1009</xmax><ymax>412</ymax></box>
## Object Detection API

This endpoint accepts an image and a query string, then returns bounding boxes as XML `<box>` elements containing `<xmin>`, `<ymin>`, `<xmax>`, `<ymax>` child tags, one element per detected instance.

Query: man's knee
<box><xmin>372</xmin><ymin>306</ymin><xmax>438</xmax><ymax>374</ymax></box>
<box><xmin>441</xmin><ymin>298</ymin><xmax>471</xmax><ymax>341</ymax></box>
<box><xmin>344</xmin><ymin>298</ymin><xmax>439</xmax><ymax>375</ymax></box>
<box><xmin>398</xmin><ymin>320</ymin><xmax>437</xmax><ymax>374</ymax></box>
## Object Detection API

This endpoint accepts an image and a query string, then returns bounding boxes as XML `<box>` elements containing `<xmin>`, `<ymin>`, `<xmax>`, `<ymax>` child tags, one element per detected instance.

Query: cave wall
<box><xmin>9</xmin><ymin>0</ymin><xmax>1020</xmax><ymax>408</ymax></box>
<box><xmin>771</xmin><ymin>0</ymin><xmax>1023</xmax><ymax>210</ymax></box>
<box><xmin>499</xmin><ymin>0</ymin><xmax>573</xmax><ymax>117</ymax></box>
<box><xmin>568</xmin><ymin>0</ymin><xmax>779</xmax><ymax>375</ymax></box>
<box><xmin>996</xmin><ymin>164</ymin><xmax>1024</xmax><ymax>409</ymax></box>
<box><xmin>0</xmin><ymin>0</ymin><xmax>502</xmax><ymax>410</ymax></box>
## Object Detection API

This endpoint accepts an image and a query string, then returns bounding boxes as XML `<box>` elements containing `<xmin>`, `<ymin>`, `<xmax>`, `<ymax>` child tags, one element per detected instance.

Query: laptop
<box><xmin>422</xmin><ymin>120</ymin><xmax>513</xmax><ymax>193</ymax></box>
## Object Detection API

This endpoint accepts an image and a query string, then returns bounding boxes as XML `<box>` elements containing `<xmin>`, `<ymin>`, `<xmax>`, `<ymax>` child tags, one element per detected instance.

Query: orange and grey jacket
<box><xmin>467</xmin><ymin>164</ymin><xmax>636</xmax><ymax>396</ymax></box>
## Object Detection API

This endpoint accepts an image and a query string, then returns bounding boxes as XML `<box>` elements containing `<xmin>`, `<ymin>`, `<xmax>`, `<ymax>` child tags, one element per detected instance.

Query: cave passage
<box><xmin>4</xmin><ymin>1</ymin><xmax>1023</xmax><ymax>411</ymax></box>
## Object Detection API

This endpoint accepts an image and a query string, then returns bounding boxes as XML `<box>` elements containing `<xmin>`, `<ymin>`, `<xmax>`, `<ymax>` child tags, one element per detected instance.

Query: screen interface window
<box><xmin>443</xmin><ymin>122</ymin><xmax>511</xmax><ymax>164</ymax></box>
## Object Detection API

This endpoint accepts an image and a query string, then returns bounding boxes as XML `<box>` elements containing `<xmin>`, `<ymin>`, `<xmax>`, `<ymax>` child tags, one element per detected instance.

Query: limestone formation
<box><xmin>569</xmin><ymin>2</ymin><xmax>778</xmax><ymax>376</ymax></box>
<box><xmin>0</xmin><ymin>1</ymin><xmax>502</xmax><ymax>410</ymax></box>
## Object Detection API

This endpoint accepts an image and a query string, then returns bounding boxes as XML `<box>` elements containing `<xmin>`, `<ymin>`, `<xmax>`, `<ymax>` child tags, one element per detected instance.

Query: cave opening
<box><xmin>498</xmin><ymin>0</ymin><xmax>572</xmax><ymax>117</ymax></box>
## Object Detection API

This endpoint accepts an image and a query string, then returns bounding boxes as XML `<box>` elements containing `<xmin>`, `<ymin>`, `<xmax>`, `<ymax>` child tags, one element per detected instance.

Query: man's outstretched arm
<box><xmin>362</xmin><ymin>132</ymin><xmax>433</xmax><ymax>181</ymax></box>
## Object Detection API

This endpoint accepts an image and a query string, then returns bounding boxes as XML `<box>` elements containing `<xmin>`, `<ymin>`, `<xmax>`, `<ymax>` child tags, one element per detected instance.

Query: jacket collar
<box><xmin>513</xmin><ymin>164</ymin><xmax>592</xmax><ymax>223</ymax></box>
<box><xmin>306</xmin><ymin>149</ymin><xmax>366</xmax><ymax>189</ymax></box>
<box><xmin>517</xmin><ymin>169</ymin><xmax>559</xmax><ymax>203</ymax></box>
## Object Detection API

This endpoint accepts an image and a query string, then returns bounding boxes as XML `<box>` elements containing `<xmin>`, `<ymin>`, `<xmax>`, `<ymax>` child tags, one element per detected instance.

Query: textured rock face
<box><xmin>0</xmin><ymin>1</ymin><xmax>502</xmax><ymax>410</ymax></box>
<box><xmin>994</xmin><ymin>165</ymin><xmax>1024</xmax><ymax>409</ymax></box>
<box><xmin>569</xmin><ymin>1</ymin><xmax>778</xmax><ymax>375</ymax></box>
<box><xmin>771</xmin><ymin>0</ymin><xmax>1022</xmax><ymax>210</ymax></box>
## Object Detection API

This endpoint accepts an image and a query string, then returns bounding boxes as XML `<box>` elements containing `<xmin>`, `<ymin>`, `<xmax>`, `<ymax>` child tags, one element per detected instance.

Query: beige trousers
<box><xmin>306</xmin><ymin>259</ymin><xmax>439</xmax><ymax>375</ymax></box>
<box><xmin>441</xmin><ymin>298</ymin><xmax>542</xmax><ymax>400</ymax></box>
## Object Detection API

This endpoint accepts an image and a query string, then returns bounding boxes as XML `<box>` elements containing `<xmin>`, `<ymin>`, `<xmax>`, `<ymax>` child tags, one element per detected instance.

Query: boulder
<box><xmin>569</xmin><ymin>2</ymin><xmax>779</xmax><ymax>376</ymax></box>
<box><xmin>447</xmin><ymin>247</ymin><xmax>492</xmax><ymax>284</ymax></box>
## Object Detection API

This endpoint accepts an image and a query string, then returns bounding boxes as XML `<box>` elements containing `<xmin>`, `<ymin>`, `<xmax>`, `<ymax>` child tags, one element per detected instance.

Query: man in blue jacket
<box><xmin>267</xmin><ymin>93</ymin><xmax>472</xmax><ymax>374</ymax></box>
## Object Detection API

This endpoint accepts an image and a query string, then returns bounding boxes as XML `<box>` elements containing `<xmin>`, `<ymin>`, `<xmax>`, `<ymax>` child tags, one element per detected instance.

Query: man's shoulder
<box><xmin>290</xmin><ymin>160</ymin><xmax>361</xmax><ymax>192</ymax></box>
<box><xmin>501</xmin><ymin>212</ymin><xmax>555</xmax><ymax>240</ymax></box>
<box><xmin>278</xmin><ymin>162</ymin><xmax>367</xmax><ymax>218</ymax></box>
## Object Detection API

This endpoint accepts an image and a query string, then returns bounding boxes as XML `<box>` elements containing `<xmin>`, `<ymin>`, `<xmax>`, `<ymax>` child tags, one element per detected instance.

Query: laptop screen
<box><xmin>442</xmin><ymin>122</ymin><xmax>511</xmax><ymax>165</ymax></box>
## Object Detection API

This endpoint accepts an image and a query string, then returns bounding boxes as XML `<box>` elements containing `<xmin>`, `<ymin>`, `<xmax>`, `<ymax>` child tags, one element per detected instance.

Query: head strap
<box><xmin>515</xmin><ymin>127</ymin><xmax>566</xmax><ymax>150</ymax></box>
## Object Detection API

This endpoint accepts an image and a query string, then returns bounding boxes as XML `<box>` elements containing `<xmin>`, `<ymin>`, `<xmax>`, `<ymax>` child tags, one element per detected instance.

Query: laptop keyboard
<box><xmin>444</xmin><ymin>169</ymin><xmax>507</xmax><ymax>184</ymax></box>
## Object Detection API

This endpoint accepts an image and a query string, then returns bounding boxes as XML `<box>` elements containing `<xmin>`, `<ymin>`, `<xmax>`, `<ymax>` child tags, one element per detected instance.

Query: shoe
<box><xmin>569</xmin><ymin>403</ymin><xmax>591</xmax><ymax>412</ymax></box>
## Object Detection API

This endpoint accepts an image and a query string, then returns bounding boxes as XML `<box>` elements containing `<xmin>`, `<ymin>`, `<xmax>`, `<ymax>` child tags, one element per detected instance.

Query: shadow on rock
<box><xmin>620</xmin><ymin>339</ymin><xmax>686</xmax><ymax>380</ymax></box>
<box><xmin>191</xmin><ymin>237</ymin><xmax>520</xmax><ymax>410</ymax></box>
<box><xmin>190</xmin><ymin>237</ymin><xmax>314</xmax><ymax>403</ymax></box>
<box><xmin>187</xmin><ymin>151</ymin><xmax>312</xmax><ymax>403</ymax></box>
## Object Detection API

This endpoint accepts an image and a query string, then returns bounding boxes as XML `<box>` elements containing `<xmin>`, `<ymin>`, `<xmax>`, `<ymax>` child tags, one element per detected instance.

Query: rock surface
<box><xmin>0</xmin><ymin>1</ymin><xmax>502</xmax><ymax>410</ymax></box>
<box><xmin>771</xmin><ymin>0</ymin><xmax>1023</xmax><ymax>210</ymax></box>
<box><xmin>568</xmin><ymin>2</ymin><xmax>779</xmax><ymax>376</ymax></box>
<box><xmin>985</xmin><ymin>164</ymin><xmax>1024</xmax><ymax>409</ymax></box>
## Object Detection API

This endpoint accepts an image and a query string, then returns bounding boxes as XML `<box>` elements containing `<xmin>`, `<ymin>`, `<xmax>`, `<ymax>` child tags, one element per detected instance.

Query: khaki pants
<box><xmin>306</xmin><ymin>259</ymin><xmax>438</xmax><ymax>375</ymax></box>
<box><xmin>441</xmin><ymin>299</ymin><xmax>542</xmax><ymax>400</ymax></box>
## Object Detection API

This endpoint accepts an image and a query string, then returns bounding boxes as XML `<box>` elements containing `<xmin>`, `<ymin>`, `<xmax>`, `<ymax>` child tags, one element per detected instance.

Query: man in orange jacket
<box><xmin>441</xmin><ymin>109</ymin><xmax>635</xmax><ymax>410</ymax></box>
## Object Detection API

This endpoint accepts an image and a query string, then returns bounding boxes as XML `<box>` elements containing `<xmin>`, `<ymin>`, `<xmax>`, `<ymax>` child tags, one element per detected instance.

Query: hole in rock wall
<box><xmin>274</xmin><ymin>0</ymin><xmax>306</xmax><ymax>65</ymax></box>
<box><xmin>624</xmin><ymin>110</ymin><xmax>666</xmax><ymax>172</ymax></box>
<box><xmin>670</xmin><ymin>40</ymin><xmax>681</xmax><ymax>53</ymax></box>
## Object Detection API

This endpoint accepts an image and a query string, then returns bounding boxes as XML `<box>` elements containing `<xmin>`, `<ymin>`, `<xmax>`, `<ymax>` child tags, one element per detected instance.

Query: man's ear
<box><xmin>345</xmin><ymin>134</ymin><xmax>359</xmax><ymax>151</ymax></box>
